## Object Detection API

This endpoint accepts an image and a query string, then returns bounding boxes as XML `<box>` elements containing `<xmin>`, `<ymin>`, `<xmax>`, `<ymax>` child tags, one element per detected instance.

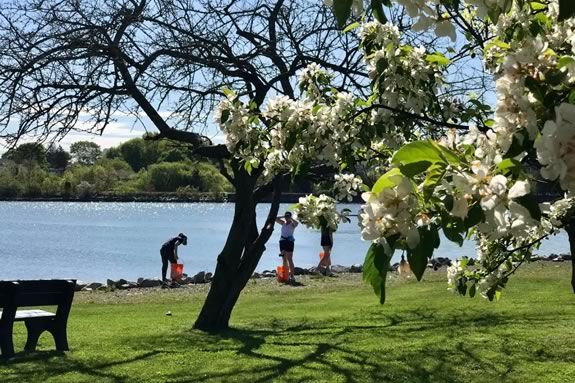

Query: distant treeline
<box><xmin>0</xmin><ymin>138</ymin><xmax>233</xmax><ymax>199</ymax></box>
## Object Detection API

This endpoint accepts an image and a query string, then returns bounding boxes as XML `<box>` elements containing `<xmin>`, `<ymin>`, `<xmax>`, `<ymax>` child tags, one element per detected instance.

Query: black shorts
<box><xmin>279</xmin><ymin>239</ymin><xmax>294</xmax><ymax>253</ymax></box>
<box><xmin>161</xmin><ymin>248</ymin><xmax>176</xmax><ymax>264</ymax></box>
<box><xmin>321</xmin><ymin>233</ymin><xmax>333</xmax><ymax>247</ymax></box>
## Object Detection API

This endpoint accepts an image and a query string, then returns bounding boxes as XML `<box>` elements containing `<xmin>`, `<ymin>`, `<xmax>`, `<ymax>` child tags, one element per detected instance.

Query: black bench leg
<box><xmin>50</xmin><ymin>324</ymin><xmax>69</xmax><ymax>351</ymax></box>
<box><xmin>0</xmin><ymin>323</ymin><xmax>15</xmax><ymax>358</ymax></box>
<box><xmin>24</xmin><ymin>320</ymin><xmax>45</xmax><ymax>352</ymax></box>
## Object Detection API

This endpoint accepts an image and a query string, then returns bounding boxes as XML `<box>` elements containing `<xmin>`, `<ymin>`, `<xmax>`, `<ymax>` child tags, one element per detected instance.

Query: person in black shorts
<box><xmin>160</xmin><ymin>233</ymin><xmax>188</xmax><ymax>282</ymax></box>
<box><xmin>317</xmin><ymin>222</ymin><xmax>334</xmax><ymax>276</ymax></box>
<box><xmin>276</xmin><ymin>211</ymin><xmax>298</xmax><ymax>283</ymax></box>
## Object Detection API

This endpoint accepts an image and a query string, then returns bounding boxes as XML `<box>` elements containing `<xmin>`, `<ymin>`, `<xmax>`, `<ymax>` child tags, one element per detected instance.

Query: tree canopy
<box><xmin>3</xmin><ymin>0</ymin><xmax>575</xmax><ymax>331</ymax></box>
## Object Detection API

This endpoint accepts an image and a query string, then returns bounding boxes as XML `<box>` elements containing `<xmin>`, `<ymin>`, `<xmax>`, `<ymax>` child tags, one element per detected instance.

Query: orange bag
<box><xmin>276</xmin><ymin>266</ymin><xmax>289</xmax><ymax>282</ymax></box>
<box><xmin>319</xmin><ymin>251</ymin><xmax>326</xmax><ymax>261</ymax></box>
<box><xmin>171</xmin><ymin>263</ymin><xmax>184</xmax><ymax>282</ymax></box>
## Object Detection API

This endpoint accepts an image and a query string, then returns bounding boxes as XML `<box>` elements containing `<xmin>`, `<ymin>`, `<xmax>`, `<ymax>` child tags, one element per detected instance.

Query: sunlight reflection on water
<box><xmin>0</xmin><ymin>202</ymin><xmax>569</xmax><ymax>282</ymax></box>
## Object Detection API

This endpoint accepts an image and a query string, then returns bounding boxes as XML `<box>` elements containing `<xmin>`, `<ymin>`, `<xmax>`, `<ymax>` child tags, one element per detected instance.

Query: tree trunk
<box><xmin>193</xmin><ymin>172</ymin><xmax>283</xmax><ymax>332</ymax></box>
<box><xmin>566</xmin><ymin>222</ymin><xmax>575</xmax><ymax>294</ymax></box>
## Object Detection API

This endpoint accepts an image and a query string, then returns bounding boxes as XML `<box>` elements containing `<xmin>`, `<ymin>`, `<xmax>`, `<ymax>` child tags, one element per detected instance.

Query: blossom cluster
<box><xmin>359</xmin><ymin>175</ymin><xmax>424</xmax><ymax>253</ymax></box>
<box><xmin>333</xmin><ymin>173</ymin><xmax>363</xmax><ymax>202</ymax></box>
<box><xmin>294</xmin><ymin>194</ymin><xmax>348</xmax><ymax>232</ymax></box>
<box><xmin>359</xmin><ymin>20</ymin><xmax>445</xmax><ymax>130</ymax></box>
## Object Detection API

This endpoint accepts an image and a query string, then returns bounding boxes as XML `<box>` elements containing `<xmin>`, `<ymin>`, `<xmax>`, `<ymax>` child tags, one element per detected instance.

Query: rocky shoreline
<box><xmin>74</xmin><ymin>253</ymin><xmax>572</xmax><ymax>292</ymax></box>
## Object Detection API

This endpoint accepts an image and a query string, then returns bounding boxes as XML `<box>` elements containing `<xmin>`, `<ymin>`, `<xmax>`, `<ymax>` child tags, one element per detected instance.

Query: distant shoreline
<box><xmin>0</xmin><ymin>192</ymin><xmax>363</xmax><ymax>204</ymax></box>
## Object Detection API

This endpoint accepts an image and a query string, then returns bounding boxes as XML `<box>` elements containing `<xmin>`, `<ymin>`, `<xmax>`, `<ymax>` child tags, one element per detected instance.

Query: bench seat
<box><xmin>1</xmin><ymin>310</ymin><xmax>56</xmax><ymax>321</ymax></box>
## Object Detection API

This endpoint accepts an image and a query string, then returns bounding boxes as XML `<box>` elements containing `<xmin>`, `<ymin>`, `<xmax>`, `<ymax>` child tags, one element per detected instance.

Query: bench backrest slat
<box><xmin>0</xmin><ymin>280</ymin><xmax>76</xmax><ymax>311</ymax></box>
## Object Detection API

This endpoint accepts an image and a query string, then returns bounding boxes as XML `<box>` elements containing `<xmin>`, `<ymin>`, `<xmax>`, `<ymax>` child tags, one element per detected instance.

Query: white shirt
<box><xmin>280</xmin><ymin>222</ymin><xmax>296</xmax><ymax>239</ymax></box>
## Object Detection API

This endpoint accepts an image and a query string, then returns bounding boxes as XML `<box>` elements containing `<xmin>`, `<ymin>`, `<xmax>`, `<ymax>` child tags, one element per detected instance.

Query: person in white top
<box><xmin>275</xmin><ymin>211</ymin><xmax>299</xmax><ymax>283</ymax></box>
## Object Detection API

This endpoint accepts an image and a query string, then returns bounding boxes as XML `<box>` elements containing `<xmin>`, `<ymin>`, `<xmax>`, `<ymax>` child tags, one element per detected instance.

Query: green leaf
<box><xmin>392</xmin><ymin>140</ymin><xmax>447</xmax><ymax>178</ymax></box>
<box><xmin>363</xmin><ymin>243</ymin><xmax>393</xmax><ymax>304</ymax></box>
<box><xmin>495</xmin><ymin>290</ymin><xmax>502</xmax><ymax>301</ymax></box>
<box><xmin>333</xmin><ymin>0</ymin><xmax>354</xmax><ymax>28</ymax></box>
<box><xmin>407</xmin><ymin>225</ymin><xmax>440</xmax><ymax>281</ymax></box>
<box><xmin>285</xmin><ymin>131</ymin><xmax>298</xmax><ymax>151</ymax></box>
<box><xmin>504</xmin><ymin>131</ymin><xmax>527</xmax><ymax>159</ymax></box>
<box><xmin>464</xmin><ymin>202</ymin><xmax>484</xmax><ymax>229</ymax></box>
<box><xmin>244</xmin><ymin>161</ymin><xmax>253</xmax><ymax>175</ymax></box>
<box><xmin>558</xmin><ymin>56</ymin><xmax>575</xmax><ymax>69</ymax></box>
<box><xmin>469</xmin><ymin>283</ymin><xmax>476</xmax><ymax>298</ymax></box>
<box><xmin>371</xmin><ymin>0</ymin><xmax>387</xmax><ymax>23</ymax></box>
<box><xmin>488</xmin><ymin>6</ymin><xmax>502</xmax><ymax>23</ymax></box>
<box><xmin>442</xmin><ymin>214</ymin><xmax>465</xmax><ymax>246</ymax></box>
<box><xmin>220</xmin><ymin>109</ymin><xmax>230</xmax><ymax>124</ymax></box>
<box><xmin>222</xmin><ymin>87</ymin><xmax>235</xmax><ymax>97</ymax></box>
<box><xmin>422</xmin><ymin>163</ymin><xmax>447</xmax><ymax>201</ymax></box>
<box><xmin>559</xmin><ymin>0</ymin><xmax>575</xmax><ymax>21</ymax></box>
<box><xmin>426</xmin><ymin>53</ymin><xmax>451</xmax><ymax>66</ymax></box>
<box><xmin>343</xmin><ymin>21</ymin><xmax>361</xmax><ymax>33</ymax></box>
<box><xmin>525</xmin><ymin>76</ymin><xmax>545</xmax><ymax>103</ymax></box>
<box><xmin>514</xmin><ymin>193</ymin><xmax>542</xmax><ymax>220</ymax></box>
<box><xmin>372</xmin><ymin>168</ymin><xmax>403</xmax><ymax>194</ymax></box>
<box><xmin>496</xmin><ymin>158</ymin><xmax>522</xmax><ymax>176</ymax></box>
<box><xmin>430</xmin><ymin>141</ymin><xmax>461</xmax><ymax>165</ymax></box>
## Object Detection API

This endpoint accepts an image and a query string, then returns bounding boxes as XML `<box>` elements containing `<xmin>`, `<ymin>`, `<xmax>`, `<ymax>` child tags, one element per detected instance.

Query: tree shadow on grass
<box><xmin>0</xmin><ymin>350</ymin><xmax>162</xmax><ymax>383</ymax></box>
<box><xmin>2</xmin><ymin>308</ymin><xmax>573</xmax><ymax>383</ymax></box>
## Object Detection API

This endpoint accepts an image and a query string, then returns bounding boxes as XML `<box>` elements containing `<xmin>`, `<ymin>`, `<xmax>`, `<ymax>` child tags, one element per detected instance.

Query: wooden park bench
<box><xmin>0</xmin><ymin>279</ymin><xmax>76</xmax><ymax>358</ymax></box>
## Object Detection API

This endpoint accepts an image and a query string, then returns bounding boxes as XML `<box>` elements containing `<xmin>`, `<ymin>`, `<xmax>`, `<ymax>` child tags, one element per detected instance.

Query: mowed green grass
<box><xmin>1</xmin><ymin>262</ymin><xmax>574</xmax><ymax>383</ymax></box>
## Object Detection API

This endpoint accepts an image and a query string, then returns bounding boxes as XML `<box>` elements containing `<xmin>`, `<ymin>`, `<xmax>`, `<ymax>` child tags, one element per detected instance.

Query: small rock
<box><xmin>106</xmin><ymin>279</ymin><xmax>115</xmax><ymax>287</ymax></box>
<box><xmin>251</xmin><ymin>272</ymin><xmax>261</xmax><ymax>279</ymax></box>
<box><xmin>97</xmin><ymin>285</ymin><xmax>108</xmax><ymax>291</ymax></box>
<box><xmin>82</xmin><ymin>287</ymin><xmax>93</xmax><ymax>292</ymax></box>
<box><xmin>561</xmin><ymin>253</ymin><xmax>572</xmax><ymax>261</ymax></box>
<box><xmin>293</xmin><ymin>267</ymin><xmax>309</xmax><ymax>276</ymax></box>
<box><xmin>261</xmin><ymin>272</ymin><xmax>275</xmax><ymax>278</ymax></box>
<box><xmin>139</xmin><ymin>278</ymin><xmax>162</xmax><ymax>288</ymax></box>
<box><xmin>330</xmin><ymin>265</ymin><xmax>349</xmax><ymax>273</ymax></box>
<box><xmin>204</xmin><ymin>272</ymin><xmax>213</xmax><ymax>282</ymax></box>
<box><xmin>350</xmin><ymin>264</ymin><xmax>362</xmax><ymax>273</ymax></box>
<box><xmin>86</xmin><ymin>282</ymin><xmax>103</xmax><ymax>290</ymax></box>
<box><xmin>137</xmin><ymin>277</ymin><xmax>144</xmax><ymax>285</ymax></box>
<box><xmin>118</xmin><ymin>284</ymin><xmax>132</xmax><ymax>290</ymax></box>
<box><xmin>165</xmin><ymin>311</ymin><xmax>172</xmax><ymax>316</ymax></box>
<box><xmin>75</xmin><ymin>281</ymin><xmax>87</xmax><ymax>291</ymax></box>
<box><xmin>191</xmin><ymin>271</ymin><xmax>206</xmax><ymax>284</ymax></box>
<box><xmin>117</xmin><ymin>278</ymin><xmax>127</xmax><ymax>286</ymax></box>
<box><xmin>552</xmin><ymin>258</ymin><xmax>564</xmax><ymax>262</ymax></box>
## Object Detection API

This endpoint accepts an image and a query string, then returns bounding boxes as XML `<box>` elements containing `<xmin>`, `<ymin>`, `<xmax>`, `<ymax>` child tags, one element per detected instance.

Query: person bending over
<box><xmin>276</xmin><ymin>212</ymin><xmax>298</xmax><ymax>283</ymax></box>
<box><xmin>160</xmin><ymin>233</ymin><xmax>188</xmax><ymax>282</ymax></box>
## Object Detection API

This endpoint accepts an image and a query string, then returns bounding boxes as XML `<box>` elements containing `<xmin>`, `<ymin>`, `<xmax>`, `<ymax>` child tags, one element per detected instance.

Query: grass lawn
<box><xmin>1</xmin><ymin>262</ymin><xmax>574</xmax><ymax>382</ymax></box>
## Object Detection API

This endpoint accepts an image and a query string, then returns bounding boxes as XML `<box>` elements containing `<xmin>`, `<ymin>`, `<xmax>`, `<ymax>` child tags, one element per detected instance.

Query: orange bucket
<box><xmin>171</xmin><ymin>263</ymin><xmax>184</xmax><ymax>282</ymax></box>
<box><xmin>276</xmin><ymin>266</ymin><xmax>289</xmax><ymax>282</ymax></box>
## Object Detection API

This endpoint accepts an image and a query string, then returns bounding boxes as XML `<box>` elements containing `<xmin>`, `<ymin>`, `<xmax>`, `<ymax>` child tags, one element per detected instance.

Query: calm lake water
<box><xmin>0</xmin><ymin>202</ymin><xmax>569</xmax><ymax>282</ymax></box>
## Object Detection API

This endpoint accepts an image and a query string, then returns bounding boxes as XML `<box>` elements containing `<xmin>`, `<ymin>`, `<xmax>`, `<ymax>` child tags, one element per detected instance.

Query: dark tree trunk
<box><xmin>566</xmin><ymin>222</ymin><xmax>575</xmax><ymax>294</ymax></box>
<box><xmin>193</xmin><ymin>170</ymin><xmax>283</xmax><ymax>332</ymax></box>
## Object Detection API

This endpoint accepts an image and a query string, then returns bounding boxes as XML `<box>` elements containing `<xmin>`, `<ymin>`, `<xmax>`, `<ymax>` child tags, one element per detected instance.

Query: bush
<box><xmin>76</xmin><ymin>181</ymin><xmax>96</xmax><ymax>199</ymax></box>
<box><xmin>0</xmin><ymin>179</ymin><xmax>24</xmax><ymax>198</ymax></box>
